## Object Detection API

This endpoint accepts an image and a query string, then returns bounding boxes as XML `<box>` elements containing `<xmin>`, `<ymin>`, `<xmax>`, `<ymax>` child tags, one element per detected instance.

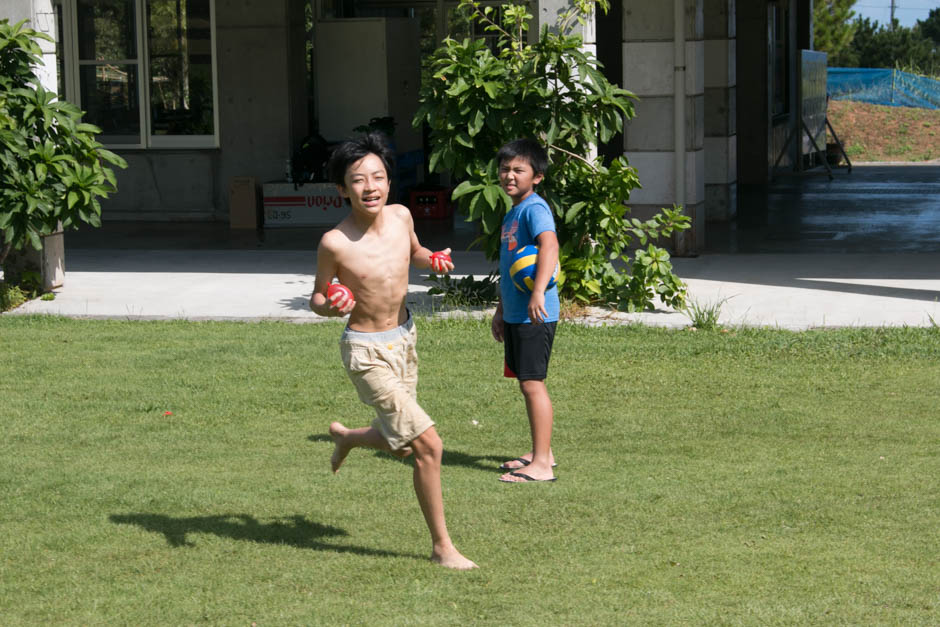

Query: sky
<box><xmin>852</xmin><ymin>0</ymin><xmax>938</xmax><ymax>29</ymax></box>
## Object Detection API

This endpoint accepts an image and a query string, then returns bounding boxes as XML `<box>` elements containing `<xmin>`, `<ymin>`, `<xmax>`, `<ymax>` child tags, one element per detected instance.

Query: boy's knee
<box><xmin>519</xmin><ymin>379</ymin><xmax>545</xmax><ymax>396</ymax></box>
<box><xmin>411</xmin><ymin>427</ymin><xmax>443</xmax><ymax>460</ymax></box>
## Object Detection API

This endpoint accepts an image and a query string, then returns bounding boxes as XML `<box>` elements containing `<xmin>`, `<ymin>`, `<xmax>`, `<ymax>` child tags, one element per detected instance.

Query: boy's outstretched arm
<box><xmin>528</xmin><ymin>230</ymin><xmax>559</xmax><ymax>323</ymax></box>
<box><xmin>310</xmin><ymin>232</ymin><xmax>356</xmax><ymax>316</ymax></box>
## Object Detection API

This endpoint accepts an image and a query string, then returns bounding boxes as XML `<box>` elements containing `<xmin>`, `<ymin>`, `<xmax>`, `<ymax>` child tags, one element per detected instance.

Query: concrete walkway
<box><xmin>6</xmin><ymin>248</ymin><xmax>940</xmax><ymax>329</ymax></box>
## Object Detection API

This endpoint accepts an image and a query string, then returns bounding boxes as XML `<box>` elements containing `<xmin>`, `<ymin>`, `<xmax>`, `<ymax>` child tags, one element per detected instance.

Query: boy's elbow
<box><xmin>309</xmin><ymin>292</ymin><xmax>327</xmax><ymax>314</ymax></box>
<box><xmin>543</xmin><ymin>239</ymin><xmax>559</xmax><ymax>260</ymax></box>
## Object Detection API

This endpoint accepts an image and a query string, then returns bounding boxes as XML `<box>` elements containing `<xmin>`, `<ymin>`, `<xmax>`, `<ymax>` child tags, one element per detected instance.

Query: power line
<box><xmin>854</xmin><ymin>2</ymin><xmax>933</xmax><ymax>27</ymax></box>
<box><xmin>855</xmin><ymin>3</ymin><xmax>933</xmax><ymax>10</ymax></box>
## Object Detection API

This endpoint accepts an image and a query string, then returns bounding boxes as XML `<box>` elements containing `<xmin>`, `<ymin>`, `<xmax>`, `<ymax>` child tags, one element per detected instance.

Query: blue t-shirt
<box><xmin>499</xmin><ymin>192</ymin><xmax>560</xmax><ymax>324</ymax></box>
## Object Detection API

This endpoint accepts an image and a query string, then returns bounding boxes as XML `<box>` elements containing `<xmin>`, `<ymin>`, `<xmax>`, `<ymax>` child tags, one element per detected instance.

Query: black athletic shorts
<box><xmin>503</xmin><ymin>321</ymin><xmax>557</xmax><ymax>381</ymax></box>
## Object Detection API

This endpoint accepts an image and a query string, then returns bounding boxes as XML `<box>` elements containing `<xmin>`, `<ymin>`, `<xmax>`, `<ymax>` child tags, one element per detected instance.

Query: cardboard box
<box><xmin>262</xmin><ymin>182</ymin><xmax>347</xmax><ymax>227</ymax></box>
<box><xmin>229</xmin><ymin>177</ymin><xmax>259</xmax><ymax>229</ymax></box>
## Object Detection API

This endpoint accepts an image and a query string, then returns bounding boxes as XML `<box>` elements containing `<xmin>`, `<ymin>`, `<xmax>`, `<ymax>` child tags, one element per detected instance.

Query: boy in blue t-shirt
<box><xmin>491</xmin><ymin>139</ymin><xmax>560</xmax><ymax>483</ymax></box>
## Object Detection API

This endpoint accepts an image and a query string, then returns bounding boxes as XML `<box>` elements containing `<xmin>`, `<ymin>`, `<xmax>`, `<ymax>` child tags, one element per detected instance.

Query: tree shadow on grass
<box><xmin>308</xmin><ymin>434</ymin><xmax>512</xmax><ymax>471</ymax></box>
<box><xmin>109</xmin><ymin>513</ymin><xmax>419</xmax><ymax>560</ymax></box>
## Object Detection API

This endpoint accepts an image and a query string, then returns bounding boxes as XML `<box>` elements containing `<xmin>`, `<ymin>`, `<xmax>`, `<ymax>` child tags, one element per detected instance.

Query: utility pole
<box><xmin>890</xmin><ymin>0</ymin><xmax>897</xmax><ymax>29</ymax></box>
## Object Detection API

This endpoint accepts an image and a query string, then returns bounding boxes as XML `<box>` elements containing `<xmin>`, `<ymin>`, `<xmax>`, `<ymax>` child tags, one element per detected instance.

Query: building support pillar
<box><xmin>704</xmin><ymin>0</ymin><xmax>737</xmax><ymax>222</ymax></box>
<box><xmin>621</xmin><ymin>0</ymin><xmax>705</xmax><ymax>256</ymax></box>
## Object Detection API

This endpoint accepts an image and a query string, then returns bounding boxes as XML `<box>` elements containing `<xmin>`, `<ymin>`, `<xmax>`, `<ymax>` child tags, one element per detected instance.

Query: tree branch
<box><xmin>0</xmin><ymin>240</ymin><xmax>11</xmax><ymax>269</ymax></box>
<box><xmin>471</xmin><ymin>5</ymin><xmax>512</xmax><ymax>41</ymax></box>
<box><xmin>548</xmin><ymin>143</ymin><xmax>599</xmax><ymax>171</ymax></box>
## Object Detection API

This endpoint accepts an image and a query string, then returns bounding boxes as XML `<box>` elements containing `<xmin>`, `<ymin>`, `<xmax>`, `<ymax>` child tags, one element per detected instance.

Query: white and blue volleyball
<box><xmin>509</xmin><ymin>245</ymin><xmax>558</xmax><ymax>293</ymax></box>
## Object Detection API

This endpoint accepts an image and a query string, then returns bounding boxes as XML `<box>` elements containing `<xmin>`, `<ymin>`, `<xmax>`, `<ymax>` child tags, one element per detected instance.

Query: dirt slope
<box><xmin>826</xmin><ymin>99</ymin><xmax>940</xmax><ymax>162</ymax></box>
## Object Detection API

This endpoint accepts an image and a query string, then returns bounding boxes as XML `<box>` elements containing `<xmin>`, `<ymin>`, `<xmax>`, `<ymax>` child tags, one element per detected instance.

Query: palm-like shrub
<box><xmin>0</xmin><ymin>19</ymin><xmax>126</xmax><ymax>279</ymax></box>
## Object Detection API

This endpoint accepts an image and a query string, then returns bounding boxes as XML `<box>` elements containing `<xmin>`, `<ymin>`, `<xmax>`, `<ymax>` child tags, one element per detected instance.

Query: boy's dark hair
<box><xmin>327</xmin><ymin>132</ymin><xmax>396</xmax><ymax>187</ymax></box>
<box><xmin>497</xmin><ymin>138</ymin><xmax>549</xmax><ymax>176</ymax></box>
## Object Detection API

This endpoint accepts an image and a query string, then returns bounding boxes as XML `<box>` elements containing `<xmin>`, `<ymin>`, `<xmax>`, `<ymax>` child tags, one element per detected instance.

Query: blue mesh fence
<box><xmin>828</xmin><ymin>68</ymin><xmax>940</xmax><ymax>110</ymax></box>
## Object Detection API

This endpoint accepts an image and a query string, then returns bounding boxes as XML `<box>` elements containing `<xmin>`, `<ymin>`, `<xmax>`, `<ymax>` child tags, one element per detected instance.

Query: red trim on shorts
<box><xmin>504</xmin><ymin>362</ymin><xmax>517</xmax><ymax>378</ymax></box>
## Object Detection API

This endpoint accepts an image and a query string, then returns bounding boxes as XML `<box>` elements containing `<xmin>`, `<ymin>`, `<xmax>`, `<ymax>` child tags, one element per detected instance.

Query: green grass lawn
<box><xmin>1</xmin><ymin>316</ymin><xmax>938</xmax><ymax>625</ymax></box>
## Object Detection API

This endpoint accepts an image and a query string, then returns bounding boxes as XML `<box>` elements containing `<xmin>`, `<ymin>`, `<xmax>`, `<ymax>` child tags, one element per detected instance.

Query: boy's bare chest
<box><xmin>342</xmin><ymin>235</ymin><xmax>410</xmax><ymax>280</ymax></box>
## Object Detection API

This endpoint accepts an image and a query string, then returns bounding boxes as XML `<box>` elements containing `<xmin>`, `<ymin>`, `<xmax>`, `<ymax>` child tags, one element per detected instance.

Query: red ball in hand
<box><xmin>429</xmin><ymin>251</ymin><xmax>452</xmax><ymax>273</ymax></box>
<box><xmin>327</xmin><ymin>283</ymin><xmax>354</xmax><ymax>309</ymax></box>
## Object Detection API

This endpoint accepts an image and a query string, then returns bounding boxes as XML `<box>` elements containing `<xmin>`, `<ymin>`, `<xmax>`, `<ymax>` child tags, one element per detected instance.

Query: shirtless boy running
<box><xmin>309</xmin><ymin>133</ymin><xmax>477</xmax><ymax>570</ymax></box>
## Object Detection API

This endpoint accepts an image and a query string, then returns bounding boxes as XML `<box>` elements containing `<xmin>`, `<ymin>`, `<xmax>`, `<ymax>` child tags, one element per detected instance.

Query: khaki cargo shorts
<box><xmin>339</xmin><ymin>313</ymin><xmax>434</xmax><ymax>451</ymax></box>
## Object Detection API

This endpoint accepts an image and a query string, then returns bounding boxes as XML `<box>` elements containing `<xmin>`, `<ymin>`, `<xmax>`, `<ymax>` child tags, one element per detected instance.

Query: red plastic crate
<box><xmin>409</xmin><ymin>187</ymin><xmax>454</xmax><ymax>219</ymax></box>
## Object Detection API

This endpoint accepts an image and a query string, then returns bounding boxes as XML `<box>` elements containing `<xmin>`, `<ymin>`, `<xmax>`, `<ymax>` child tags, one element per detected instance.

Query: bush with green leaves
<box><xmin>0</xmin><ymin>280</ymin><xmax>28</xmax><ymax>311</ymax></box>
<box><xmin>0</xmin><ymin>269</ymin><xmax>41</xmax><ymax>312</ymax></box>
<box><xmin>413</xmin><ymin>0</ymin><xmax>690</xmax><ymax>311</ymax></box>
<box><xmin>0</xmin><ymin>19</ymin><xmax>126</xmax><ymax>274</ymax></box>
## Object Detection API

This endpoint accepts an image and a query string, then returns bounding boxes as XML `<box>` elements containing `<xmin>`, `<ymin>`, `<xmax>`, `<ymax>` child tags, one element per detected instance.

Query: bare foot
<box><xmin>499</xmin><ymin>454</ymin><xmax>556</xmax><ymax>470</ymax></box>
<box><xmin>431</xmin><ymin>547</ymin><xmax>478</xmax><ymax>570</ymax></box>
<box><xmin>498</xmin><ymin>456</ymin><xmax>532</xmax><ymax>470</ymax></box>
<box><xmin>329</xmin><ymin>421</ymin><xmax>351</xmax><ymax>473</ymax></box>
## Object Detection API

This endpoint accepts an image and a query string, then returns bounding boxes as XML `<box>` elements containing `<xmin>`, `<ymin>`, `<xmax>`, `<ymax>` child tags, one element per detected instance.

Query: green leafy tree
<box><xmin>414</xmin><ymin>0</ymin><xmax>690</xmax><ymax>311</ymax></box>
<box><xmin>844</xmin><ymin>17</ymin><xmax>878</xmax><ymax>67</ymax></box>
<box><xmin>915</xmin><ymin>8</ymin><xmax>940</xmax><ymax>49</ymax></box>
<box><xmin>0</xmin><ymin>19</ymin><xmax>126</xmax><ymax>276</ymax></box>
<box><xmin>848</xmin><ymin>17</ymin><xmax>939</xmax><ymax>75</ymax></box>
<box><xmin>814</xmin><ymin>0</ymin><xmax>858</xmax><ymax>66</ymax></box>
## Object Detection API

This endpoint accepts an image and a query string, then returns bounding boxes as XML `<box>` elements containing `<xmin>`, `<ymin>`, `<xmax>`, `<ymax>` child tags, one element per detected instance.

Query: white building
<box><xmin>1</xmin><ymin>0</ymin><xmax>817</xmax><ymax>255</ymax></box>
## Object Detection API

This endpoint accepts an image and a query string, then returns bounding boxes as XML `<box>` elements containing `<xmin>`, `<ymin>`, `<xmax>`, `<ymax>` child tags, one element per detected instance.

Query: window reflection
<box><xmin>79</xmin><ymin>64</ymin><xmax>141</xmax><ymax>142</ymax></box>
<box><xmin>148</xmin><ymin>0</ymin><xmax>214</xmax><ymax>136</ymax></box>
<box><xmin>77</xmin><ymin>0</ymin><xmax>137</xmax><ymax>61</ymax></box>
<box><xmin>76</xmin><ymin>0</ymin><xmax>141</xmax><ymax>142</ymax></box>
